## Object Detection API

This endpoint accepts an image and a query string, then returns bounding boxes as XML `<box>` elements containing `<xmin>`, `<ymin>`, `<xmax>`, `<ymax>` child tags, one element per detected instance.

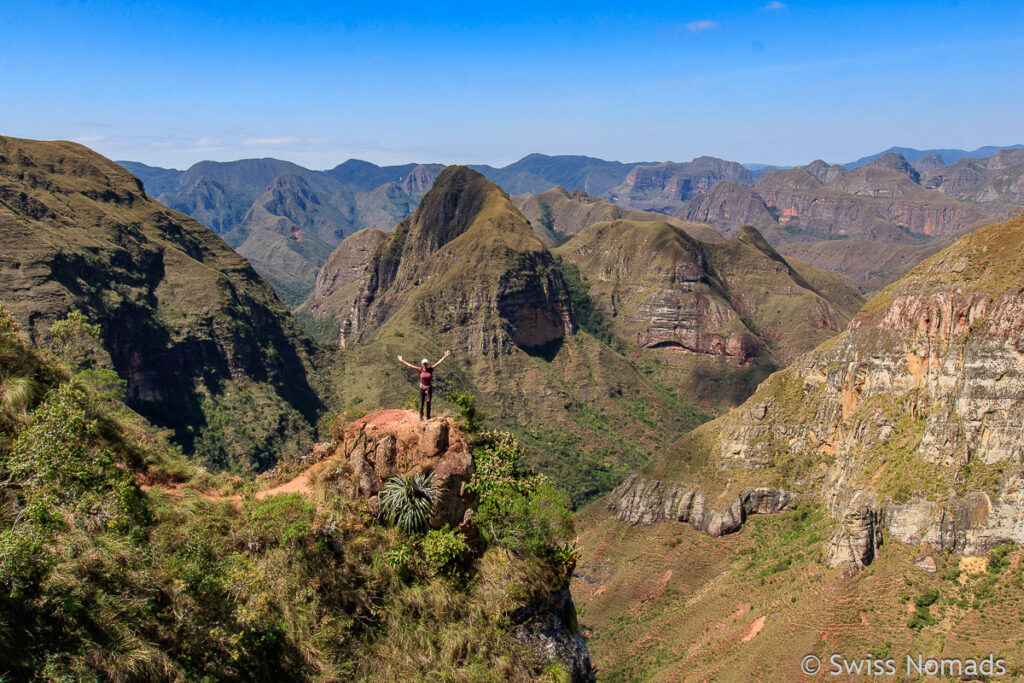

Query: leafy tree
<box><xmin>468</xmin><ymin>431</ymin><xmax>574</xmax><ymax>560</ymax></box>
<box><xmin>47</xmin><ymin>310</ymin><xmax>103</xmax><ymax>368</ymax></box>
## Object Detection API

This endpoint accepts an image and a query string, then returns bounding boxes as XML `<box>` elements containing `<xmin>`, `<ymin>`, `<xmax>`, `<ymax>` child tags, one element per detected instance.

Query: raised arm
<box><xmin>397</xmin><ymin>354</ymin><xmax>418</xmax><ymax>369</ymax></box>
<box><xmin>431</xmin><ymin>349</ymin><xmax>452</xmax><ymax>368</ymax></box>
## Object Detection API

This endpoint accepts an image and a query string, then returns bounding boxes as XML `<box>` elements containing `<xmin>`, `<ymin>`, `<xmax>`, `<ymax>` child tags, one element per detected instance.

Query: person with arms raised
<box><xmin>398</xmin><ymin>350</ymin><xmax>451</xmax><ymax>421</ymax></box>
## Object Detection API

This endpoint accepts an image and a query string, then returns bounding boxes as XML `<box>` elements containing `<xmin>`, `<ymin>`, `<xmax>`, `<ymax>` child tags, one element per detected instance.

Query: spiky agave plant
<box><xmin>379</xmin><ymin>472</ymin><xmax>440</xmax><ymax>533</ymax></box>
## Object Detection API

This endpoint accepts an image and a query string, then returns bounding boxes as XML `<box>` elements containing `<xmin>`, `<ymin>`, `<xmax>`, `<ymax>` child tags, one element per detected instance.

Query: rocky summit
<box><xmin>607</xmin><ymin>213</ymin><xmax>1024</xmax><ymax>571</ymax></box>
<box><xmin>342</xmin><ymin>165</ymin><xmax>577</xmax><ymax>353</ymax></box>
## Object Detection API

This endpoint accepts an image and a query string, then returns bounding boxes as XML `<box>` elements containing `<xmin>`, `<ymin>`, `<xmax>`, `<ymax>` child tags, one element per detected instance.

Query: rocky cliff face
<box><xmin>401</xmin><ymin>163</ymin><xmax>445</xmax><ymax>195</ymax></box>
<box><xmin>329</xmin><ymin>409</ymin><xmax>476</xmax><ymax>528</ymax></box>
<box><xmin>553</xmin><ymin>222</ymin><xmax>863</xmax><ymax>365</ymax></box>
<box><xmin>924</xmin><ymin>154</ymin><xmax>1024</xmax><ymax>205</ymax></box>
<box><xmin>677</xmin><ymin>182</ymin><xmax>775</xmax><ymax>235</ymax></box>
<box><xmin>307</xmin><ymin>229</ymin><xmax>387</xmax><ymax>325</ymax></box>
<box><xmin>608</xmin><ymin>214</ymin><xmax>1024</xmax><ymax>572</ymax></box>
<box><xmin>673</xmin><ymin>152</ymin><xmax>1016</xmax><ymax>289</ymax></box>
<box><xmin>0</xmin><ymin>136</ymin><xmax>327</xmax><ymax>471</ymax></box>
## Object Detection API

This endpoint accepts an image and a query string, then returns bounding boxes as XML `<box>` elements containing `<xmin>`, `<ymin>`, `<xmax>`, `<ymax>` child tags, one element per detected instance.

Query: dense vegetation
<box><xmin>0</xmin><ymin>305</ymin><xmax>578</xmax><ymax>681</ymax></box>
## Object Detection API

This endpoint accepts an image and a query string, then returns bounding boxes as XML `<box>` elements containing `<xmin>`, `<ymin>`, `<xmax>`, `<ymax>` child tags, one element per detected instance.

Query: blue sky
<box><xmin>2</xmin><ymin>0</ymin><xmax>1021</xmax><ymax>169</ymax></box>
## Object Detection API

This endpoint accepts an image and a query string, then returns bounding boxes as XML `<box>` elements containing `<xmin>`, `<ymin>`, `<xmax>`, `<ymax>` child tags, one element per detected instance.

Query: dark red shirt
<box><xmin>418</xmin><ymin>367</ymin><xmax>433</xmax><ymax>389</ymax></box>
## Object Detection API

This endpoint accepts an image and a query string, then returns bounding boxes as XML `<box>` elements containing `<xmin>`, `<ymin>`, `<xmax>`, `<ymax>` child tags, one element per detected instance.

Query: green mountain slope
<box><xmin>0</xmin><ymin>135</ymin><xmax>328</xmax><ymax>471</ymax></box>
<box><xmin>580</xmin><ymin>213</ymin><xmax>1024</xmax><ymax>675</ymax></box>
<box><xmin>0</xmin><ymin>305</ymin><xmax>592</xmax><ymax>681</ymax></box>
<box><xmin>553</xmin><ymin>221</ymin><xmax>863</xmax><ymax>367</ymax></box>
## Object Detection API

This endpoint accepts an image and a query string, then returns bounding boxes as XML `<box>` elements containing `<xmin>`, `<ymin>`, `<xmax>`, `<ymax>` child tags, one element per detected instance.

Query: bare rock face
<box><xmin>511</xmin><ymin>589</ymin><xmax>595</xmax><ymax>683</ymax></box>
<box><xmin>676</xmin><ymin>182</ymin><xmax>775</xmax><ymax>232</ymax></box>
<box><xmin>608</xmin><ymin>475</ymin><xmax>792</xmax><ymax>538</ymax></box>
<box><xmin>912</xmin><ymin>554</ymin><xmax>938</xmax><ymax>572</ymax></box>
<box><xmin>554</xmin><ymin>220</ymin><xmax>861</xmax><ymax>365</ymax></box>
<box><xmin>400</xmin><ymin>163</ymin><xmax>444</xmax><ymax>196</ymax></box>
<box><xmin>308</xmin><ymin>229</ymin><xmax>387</xmax><ymax>322</ymax></box>
<box><xmin>373</xmin><ymin>434</ymin><xmax>398</xmax><ymax>480</ymax></box>
<box><xmin>825</xmin><ymin>504</ymin><xmax>882</xmax><ymax>574</ymax></box>
<box><xmin>419</xmin><ymin>419</ymin><xmax>449</xmax><ymax>459</ymax></box>
<box><xmin>676</xmin><ymin>150</ymin><xmax>1005</xmax><ymax>258</ymax></box>
<box><xmin>603</xmin><ymin>157</ymin><xmax>754</xmax><ymax>212</ymax></box>
<box><xmin>341</xmin><ymin>166</ymin><xmax>577</xmax><ymax>356</ymax></box>
<box><xmin>804</xmin><ymin>159</ymin><xmax>847</xmax><ymax>184</ymax></box>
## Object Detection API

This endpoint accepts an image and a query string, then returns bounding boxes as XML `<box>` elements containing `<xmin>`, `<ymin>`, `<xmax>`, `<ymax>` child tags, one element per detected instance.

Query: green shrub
<box><xmin>1</xmin><ymin>381</ymin><xmax>148</xmax><ymax>593</ymax></box>
<box><xmin>469</xmin><ymin>432</ymin><xmax>574</xmax><ymax>562</ymax></box>
<box><xmin>447</xmin><ymin>391</ymin><xmax>488</xmax><ymax>435</ymax></box>
<box><xmin>379</xmin><ymin>473</ymin><xmax>440</xmax><ymax>533</ymax></box>
<box><xmin>908</xmin><ymin>589</ymin><xmax>940</xmax><ymax>629</ymax></box>
<box><xmin>914</xmin><ymin>588</ymin><xmax>940</xmax><ymax>608</ymax></box>
<box><xmin>421</xmin><ymin>525</ymin><xmax>468</xmax><ymax>575</ymax></box>
<box><xmin>988</xmin><ymin>542</ymin><xmax>1014</xmax><ymax>574</ymax></box>
<box><xmin>246</xmin><ymin>493</ymin><xmax>316</xmax><ymax>549</ymax></box>
<box><xmin>907</xmin><ymin>606</ymin><xmax>937</xmax><ymax>630</ymax></box>
<box><xmin>467</xmin><ymin>430</ymin><xmax>546</xmax><ymax>504</ymax></box>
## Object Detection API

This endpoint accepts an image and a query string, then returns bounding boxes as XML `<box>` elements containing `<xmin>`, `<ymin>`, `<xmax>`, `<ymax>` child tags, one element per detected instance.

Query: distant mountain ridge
<box><xmin>120</xmin><ymin>145</ymin><xmax>1024</xmax><ymax>303</ymax></box>
<box><xmin>844</xmin><ymin>144</ymin><xmax>1024</xmax><ymax>169</ymax></box>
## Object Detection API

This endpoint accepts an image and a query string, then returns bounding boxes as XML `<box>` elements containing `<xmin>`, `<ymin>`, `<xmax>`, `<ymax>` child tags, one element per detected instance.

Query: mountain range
<box><xmin>6</xmin><ymin>134</ymin><xmax>1024</xmax><ymax>679</ymax></box>
<box><xmin>122</xmin><ymin>145</ymin><xmax>1023</xmax><ymax>309</ymax></box>
<box><xmin>303</xmin><ymin>166</ymin><xmax>863</xmax><ymax>502</ymax></box>
<box><xmin>844</xmin><ymin>143</ymin><xmax>1024</xmax><ymax>168</ymax></box>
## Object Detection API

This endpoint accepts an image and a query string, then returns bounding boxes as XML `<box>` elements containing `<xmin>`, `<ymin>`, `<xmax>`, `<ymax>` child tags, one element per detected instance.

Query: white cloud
<box><xmin>686</xmin><ymin>20</ymin><xmax>719</xmax><ymax>33</ymax></box>
<box><xmin>764</xmin><ymin>1</ymin><xmax>787</xmax><ymax>9</ymax></box>
<box><xmin>196</xmin><ymin>138</ymin><xmax>221</xmax><ymax>147</ymax></box>
<box><xmin>242</xmin><ymin>137</ymin><xmax>300</xmax><ymax>146</ymax></box>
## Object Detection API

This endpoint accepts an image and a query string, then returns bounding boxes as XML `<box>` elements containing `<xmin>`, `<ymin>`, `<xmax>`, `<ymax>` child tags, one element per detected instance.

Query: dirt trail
<box><xmin>143</xmin><ymin>410</ymin><xmax>444</xmax><ymax>510</ymax></box>
<box><xmin>253</xmin><ymin>458</ymin><xmax>335</xmax><ymax>500</ymax></box>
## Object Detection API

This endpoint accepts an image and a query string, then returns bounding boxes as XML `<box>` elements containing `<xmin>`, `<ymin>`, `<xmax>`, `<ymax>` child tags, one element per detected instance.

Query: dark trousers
<box><xmin>419</xmin><ymin>386</ymin><xmax>432</xmax><ymax>419</ymax></box>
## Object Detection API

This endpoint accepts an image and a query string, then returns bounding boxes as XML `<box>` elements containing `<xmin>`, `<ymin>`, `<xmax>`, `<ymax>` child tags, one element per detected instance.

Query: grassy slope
<box><xmin>574</xmin><ymin>504</ymin><xmax>1024</xmax><ymax>680</ymax></box>
<box><xmin>0</xmin><ymin>306</ymin><xmax>578</xmax><ymax>681</ymax></box>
